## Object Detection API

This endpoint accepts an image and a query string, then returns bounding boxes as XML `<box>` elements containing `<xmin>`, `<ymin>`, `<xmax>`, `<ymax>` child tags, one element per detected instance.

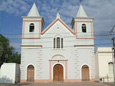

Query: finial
<box><xmin>34</xmin><ymin>0</ymin><xmax>36</xmax><ymax>3</ymax></box>
<box><xmin>57</xmin><ymin>8</ymin><xmax>59</xmax><ymax>13</ymax></box>
<box><xmin>56</xmin><ymin>9</ymin><xmax>60</xmax><ymax>19</ymax></box>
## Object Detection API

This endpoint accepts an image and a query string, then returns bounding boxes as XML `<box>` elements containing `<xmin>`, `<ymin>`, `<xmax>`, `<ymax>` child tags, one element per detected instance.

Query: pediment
<box><xmin>42</xmin><ymin>18</ymin><xmax>75</xmax><ymax>35</ymax></box>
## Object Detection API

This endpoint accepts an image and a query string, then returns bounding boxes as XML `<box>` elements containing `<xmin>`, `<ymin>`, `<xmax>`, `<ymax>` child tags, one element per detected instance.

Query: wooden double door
<box><xmin>53</xmin><ymin>64</ymin><xmax>63</xmax><ymax>81</ymax></box>
<box><xmin>27</xmin><ymin>65</ymin><xmax>34</xmax><ymax>82</ymax></box>
<box><xmin>82</xmin><ymin>65</ymin><xmax>90</xmax><ymax>81</ymax></box>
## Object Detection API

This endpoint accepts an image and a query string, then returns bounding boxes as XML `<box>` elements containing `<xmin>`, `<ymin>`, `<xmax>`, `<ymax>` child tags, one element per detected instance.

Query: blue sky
<box><xmin>0</xmin><ymin>0</ymin><xmax>115</xmax><ymax>53</ymax></box>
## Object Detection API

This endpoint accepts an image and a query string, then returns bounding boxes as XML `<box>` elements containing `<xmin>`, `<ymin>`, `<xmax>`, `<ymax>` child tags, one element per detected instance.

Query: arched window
<box><xmin>53</xmin><ymin>37</ymin><xmax>63</xmax><ymax>49</ymax></box>
<box><xmin>29</xmin><ymin>23</ymin><xmax>34</xmax><ymax>32</ymax></box>
<box><xmin>61</xmin><ymin>38</ymin><xmax>63</xmax><ymax>48</ymax></box>
<box><xmin>82</xmin><ymin>24</ymin><xmax>86</xmax><ymax>33</ymax></box>
<box><xmin>57</xmin><ymin>37</ymin><xmax>60</xmax><ymax>48</ymax></box>
<box><xmin>54</xmin><ymin>38</ymin><xmax>55</xmax><ymax>48</ymax></box>
<box><xmin>108</xmin><ymin>62</ymin><xmax>113</xmax><ymax>78</ymax></box>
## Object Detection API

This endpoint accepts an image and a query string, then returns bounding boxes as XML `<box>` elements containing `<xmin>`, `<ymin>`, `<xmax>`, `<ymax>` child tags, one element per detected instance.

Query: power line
<box><xmin>5</xmin><ymin>36</ymin><xmax>114</xmax><ymax>40</ymax></box>
<box><xmin>2</xmin><ymin>31</ymin><xmax>115</xmax><ymax>35</ymax></box>
<box><xmin>10</xmin><ymin>43</ymin><xmax>112</xmax><ymax>49</ymax></box>
<box><xmin>10</xmin><ymin>43</ymin><xmax>113</xmax><ymax>50</ymax></box>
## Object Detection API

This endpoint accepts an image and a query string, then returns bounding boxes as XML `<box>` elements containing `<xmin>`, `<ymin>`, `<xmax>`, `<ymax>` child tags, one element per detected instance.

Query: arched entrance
<box><xmin>27</xmin><ymin>65</ymin><xmax>34</xmax><ymax>82</ymax></box>
<box><xmin>82</xmin><ymin>65</ymin><xmax>90</xmax><ymax>81</ymax></box>
<box><xmin>53</xmin><ymin>64</ymin><xmax>63</xmax><ymax>81</ymax></box>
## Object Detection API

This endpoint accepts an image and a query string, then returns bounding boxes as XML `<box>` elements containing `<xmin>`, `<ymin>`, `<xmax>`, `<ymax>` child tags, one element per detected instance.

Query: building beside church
<box><xmin>95</xmin><ymin>47</ymin><xmax>114</xmax><ymax>82</ymax></box>
<box><xmin>20</xmin><ymin>3</ymin><xmax>95</xmax><ymax>82</ymax></box>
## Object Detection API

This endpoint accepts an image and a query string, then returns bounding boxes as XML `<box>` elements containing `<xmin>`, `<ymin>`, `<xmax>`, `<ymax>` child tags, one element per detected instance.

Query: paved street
<box><xmin>0</xmin><ymin>82</ymin><xmax>114</xmax><ymax>86</ymax></box>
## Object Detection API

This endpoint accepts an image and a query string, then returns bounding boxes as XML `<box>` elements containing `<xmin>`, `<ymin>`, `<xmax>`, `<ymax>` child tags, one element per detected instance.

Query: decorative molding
<box><xmin>74</xmin><ymin>45</ymin><xmax>95</xmax><ymax>47</ymax></box>
<box><xmin>21</xmin><ymin>45</ymin><xmax>42</xmax><ymax>47</ymax></box>
<box><xmin>49</xmin><ymin>60</ymin><xmax>68</xmax><ymax>61</ymax></box>
<box><xmin>98</xmin><ymin>51</ymin><xmax>113</xmax><ymax>53</ymax></box>
<box><xmin>65</xmin><ymin>61</ymin><xmax>68</xmax><ymax>80</ymax></box>
<box><xmin>75</xmin><ymin>21</ymin><xmax>93</xmax><ymax>23</ymax></box>
<box><xmin>22</xmin><ymin>16</ymin><xmax>43</xmax><ymax>18</ymax></box>
<box><xmin>22</xmin><ymin>22</ymin><xmax>25</xmax><ymax>38</ymax></box>
<box><xmin>73</xmin><ymin>17</ymin><xmax>94</xmax><ymax>19</ymax></box>
<box><xmin>22</xmin><ymin>37</ymin><xmax>40</xmax><ymax>39</ymax></box>
<box><xmin>76</xmin><ymin>37</ymin><xmax>94</xmax><ymax>39</ymax></box>
<box><xmin>49</xmin><ymin>61</ymin><xmax>51</xmax><ymax>80</ymax></box>
<box><xmin>91</xmin><ymin>22</ymin><xmax>93</xmax><ymax>38</ymax></box>
<box><xmin>74</xmin><ymin>49</ymin><xmax>79</xmax><ymax>78</ymax></box>
<box><xmin>37</xmin><ymin>49</ymin><xmax>43</xmax><ymax>79</ymax></box>
<box><xmin>39</xmin><ymin>22</ymin><xmax>41</xmax><ymax>39</ymax></box>
<box><xmin>23</xmin><ymin>20</ymin><xmax>42</xmax><ymax>22</ymax></box>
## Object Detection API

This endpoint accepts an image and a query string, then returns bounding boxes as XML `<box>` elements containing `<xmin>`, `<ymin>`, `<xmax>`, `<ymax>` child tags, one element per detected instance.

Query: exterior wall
<box><xmin>21</xmin><ymin>48</ymin><xmax>42</xmax><ymax>81</ymax></box>
<box><xmin>95</xmin><ymin>47</ymin><xmax>114</xmax><ymax>82</ymax></box>
<box><xmin>21</xmin><ymin>18</ymin><xmax>95</xmax><ymax>82</ymax></box>
<box><xmin>74</xmin><ymin>47</ymin><xmax>95</xmax><ymax>80</ymax></box>
<box><xmin>0</xmin><ymin>63</ymin><xmax>19</xmax><ymax>83</ymax></box>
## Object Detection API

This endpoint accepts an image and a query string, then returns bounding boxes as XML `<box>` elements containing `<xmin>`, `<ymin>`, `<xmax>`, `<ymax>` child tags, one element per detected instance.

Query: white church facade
<box><xmin>20</xmin><ymin>3</ymin><xmax>95</xmax><ymax>82</ymax></box>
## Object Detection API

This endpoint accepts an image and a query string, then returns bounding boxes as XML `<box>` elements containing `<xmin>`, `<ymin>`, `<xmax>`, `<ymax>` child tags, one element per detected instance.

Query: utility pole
<box><xmin>112</xmin><ymin>37</ymin><xmax>115</xmax><ymax>86</ymax></box>
<box><xmin>110</xmin><ymin>25</ymin><xmax>115</xmax><ymax>86</ymax></box>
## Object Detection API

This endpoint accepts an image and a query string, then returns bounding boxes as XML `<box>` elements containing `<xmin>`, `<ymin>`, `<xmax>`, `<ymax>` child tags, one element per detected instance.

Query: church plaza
<box><xmin>0</xmin><ymin>82</ymin><xmax>114</xmax><ymax>86</ymax></box>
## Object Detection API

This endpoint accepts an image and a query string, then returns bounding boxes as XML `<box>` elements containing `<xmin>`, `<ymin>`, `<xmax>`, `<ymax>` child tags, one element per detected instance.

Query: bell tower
<box><xmin>20</xmin><ymin>3</ymin><xmax>44</xmax><ymax>82</ymax></box>
<box><xmin>22</xmin><ymin>3</ymin><xmax>44</xmax><ymax>39</ymax></box>
<box><xmin>71</xmin><ymin>4</ymin><xmax>94</xmax><ymax>39</ymax></box>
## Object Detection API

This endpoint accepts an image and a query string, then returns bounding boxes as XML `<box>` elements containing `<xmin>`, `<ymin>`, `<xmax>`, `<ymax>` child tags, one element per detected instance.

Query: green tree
<box><xmin>0</xmin><ymin>34</ymin><xmax>20</xmax><ymax>67</ymax></box>
<box><xmin>8</xmin><ymin>52</ymin><xmax>21</xmax><ymax>64</ymax></box>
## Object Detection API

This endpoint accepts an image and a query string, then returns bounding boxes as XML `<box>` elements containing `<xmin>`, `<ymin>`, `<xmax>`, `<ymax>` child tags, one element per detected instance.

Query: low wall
<box><xmin>0</xmin><ymin>63</ymin><xmax>20</xmax><ymax>83</ymax></box>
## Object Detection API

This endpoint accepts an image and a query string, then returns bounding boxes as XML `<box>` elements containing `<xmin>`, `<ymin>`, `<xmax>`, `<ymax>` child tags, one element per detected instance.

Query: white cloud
<box><xmin>0</xmin><ymin>0</ymin><xmax>30</xmax><ymax>15</ymax></box>
<box><xmin>1</xmin><ymin>0</ymin><xmax>115</xmax><ymax>30</ymax></box>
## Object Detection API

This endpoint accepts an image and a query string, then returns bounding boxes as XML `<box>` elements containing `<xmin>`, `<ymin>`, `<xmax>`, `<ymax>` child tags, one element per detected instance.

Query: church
<box><xmin>20</xmin><ymin>3</ymin><xmax>95</xmax><ymax>82</ymax></box>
